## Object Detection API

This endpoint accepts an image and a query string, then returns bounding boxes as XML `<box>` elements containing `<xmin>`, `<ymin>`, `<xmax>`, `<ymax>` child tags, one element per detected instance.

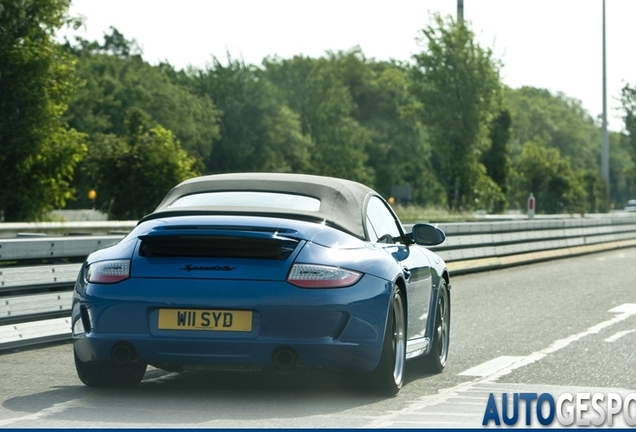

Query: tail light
<box><xmin>287</xmin><ymin>264</ymin><xmax>362</xmax><ymax>288</ymax></box>
<box><xmin>86</xmin><ymin>260</ymin><xmax>131</xmax><ymax>284</ymax></box>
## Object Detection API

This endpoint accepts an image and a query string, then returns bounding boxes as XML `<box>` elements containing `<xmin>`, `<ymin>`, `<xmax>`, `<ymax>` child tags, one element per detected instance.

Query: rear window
<box><xmin>167</xmin><ymin>191</ymin><xmax>321</xmax><ymax>212</ymax></box>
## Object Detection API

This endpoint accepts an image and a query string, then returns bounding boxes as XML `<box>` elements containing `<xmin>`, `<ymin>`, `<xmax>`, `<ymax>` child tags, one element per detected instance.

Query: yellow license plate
<box><xmin>158</xmin><ymin>309</ymin><xmax>253</xmax><ymax>332</ymax></box>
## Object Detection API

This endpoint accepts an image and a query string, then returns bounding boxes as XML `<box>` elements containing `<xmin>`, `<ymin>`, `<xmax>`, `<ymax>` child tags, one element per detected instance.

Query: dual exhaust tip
<box><xmin>110</xmin><ymin>342</ymin><xmax>299</xmax><ymax>369</ymax></box>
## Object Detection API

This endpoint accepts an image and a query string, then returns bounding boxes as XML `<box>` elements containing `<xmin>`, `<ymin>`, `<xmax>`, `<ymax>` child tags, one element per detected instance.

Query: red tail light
<box><xmin>287</xmin><ymin>264</ymin><xmax>362</xmax><ymax>288</ymax></box>
<box><xmin>86</xmin><ymin>260</ymin><xmax>131</xmax><ymax>284</ymax></box>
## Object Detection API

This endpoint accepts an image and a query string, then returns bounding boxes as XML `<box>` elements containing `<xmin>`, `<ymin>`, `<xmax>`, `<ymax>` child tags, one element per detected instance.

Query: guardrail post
<box><xmin>527</xmin><ymin>193</ymin><xmax>536</xmax><ymax>220</ymax></box>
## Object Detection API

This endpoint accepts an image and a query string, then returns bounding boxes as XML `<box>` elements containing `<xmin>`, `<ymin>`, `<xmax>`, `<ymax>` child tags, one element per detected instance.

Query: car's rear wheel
<box><xmin>74</xmin><ymin>347</ymin><xmax>147</xmax><ymax>387</ymax></box>
<box><xmin>420</xmin><ymin>280</ymin><xmax>450</xmax><ymax>373</ymax></box>
<box><xmin>367</xmin><ymin>285</ymin><xmax>406</xmax><ymax>396</ymax></box>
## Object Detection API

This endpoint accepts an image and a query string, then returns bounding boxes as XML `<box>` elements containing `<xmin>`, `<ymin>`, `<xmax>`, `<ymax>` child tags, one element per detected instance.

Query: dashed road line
<box><xmin>605</xmin><ymin>329</ymin><xmax>636</xmax><ymax>343</ymax></box>
<box><xmin>364</xmin><ymin>303</ymin><xmax>636</xmax><ymax>428</ymax></box>
<box><xmin>459</xmin><ymin>356</ymin><xmax>523</xmax><ymax>377</ymax></box>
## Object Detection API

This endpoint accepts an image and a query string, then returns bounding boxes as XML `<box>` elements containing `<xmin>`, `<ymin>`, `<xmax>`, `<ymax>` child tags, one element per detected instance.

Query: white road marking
<box><xmin>605</xmin><ymin>329</ymin><xmax>636</xmax><ymax>342</ymax></box>
<box><xmin>459</xmin><ymin>355</ymin><xmax>523</xmax><ymax>377</ymax></box>
<box><xmin>0</xmin><ymin>368</ymin><xmax>177</xmax><ymax>427</ymax></box>
<box><xmin>480</xmin><ymin>303</ymin><xmax>636</xmax><ymax>383</ymax></box>
<box><xmin>4</xmin><ymin>304</ymin><xmax>636</xmax><ymax>428</ymax></box>
<box><xmin>609</xmin><ymin>303</ymin><xmax>636</xmax><ymax>314</ymax></box>
<box><xmin>0</xmin><ymin>399</ymin><xmax>88</xmax><ymax>427</ymax></box>
<box><xmin>365</xmin><ymin>303</ymin><xmax>636</xmax><ymax>428</ymax></box>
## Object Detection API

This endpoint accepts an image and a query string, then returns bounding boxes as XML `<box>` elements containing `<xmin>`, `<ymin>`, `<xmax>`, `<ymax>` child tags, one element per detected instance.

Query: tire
<box><xmin>420</xmin><ymin>280</ymin><xmax>450</xmax><ymax>373</ymax></box>
<box><xmin>74</xmin><ymin>348</ymin><xmax>147</xmax><ymax>388</ymax></box>
<box><xmin>367</xmin><ymin>285</ymin><xmax>406</xmax><ymax>396</ymax></box>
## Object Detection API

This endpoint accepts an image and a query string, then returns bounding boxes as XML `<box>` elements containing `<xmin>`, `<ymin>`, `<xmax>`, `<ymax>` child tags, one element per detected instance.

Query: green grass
<box><xmin>391</xmin><ymin>204</ymin><xmax>477</xmax><ymax>223</ymax></box>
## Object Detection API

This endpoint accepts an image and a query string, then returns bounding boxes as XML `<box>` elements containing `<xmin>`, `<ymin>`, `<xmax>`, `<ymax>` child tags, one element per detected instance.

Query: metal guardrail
<box><xmin>1</xmin><ymin>216</ymin><xmax>635</xmax><ymax>351</ymax></box>
<box><xmin>431</xmin><ymin>217</ymin><xmax>636</xmax><ymax>274</ymax></box>
<box><xmin>0</xmin><ymin>222</ymin><xmax>134</xmax><ymax>350</ymax></box>
<box><xmin>0</xmin><ymin>220</ymin><xmax>136</xmax><ymax>238</ymax></box>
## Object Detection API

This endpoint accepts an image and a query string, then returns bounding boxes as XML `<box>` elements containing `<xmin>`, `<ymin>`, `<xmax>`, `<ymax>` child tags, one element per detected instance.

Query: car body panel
<box><xmin>72</xmin><ymin>173</ymin><xmax>449</xmax><ymax>379</ymax></box>
<box><xmin>73</xmin><ymin>268</ymin><xmax>393</xmax><ymax>371</ymax></box>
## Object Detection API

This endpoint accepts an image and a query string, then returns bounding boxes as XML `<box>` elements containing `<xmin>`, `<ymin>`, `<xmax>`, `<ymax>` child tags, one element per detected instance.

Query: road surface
<box><xmin>1</xmin><ymin>247</ymin><xmax>635</xmax><ymax>427</ymax></box>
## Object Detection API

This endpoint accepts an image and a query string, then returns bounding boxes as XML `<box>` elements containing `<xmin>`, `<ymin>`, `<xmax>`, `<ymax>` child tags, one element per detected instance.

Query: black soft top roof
<box><xmin>143</xmin><ymin>173</ymin><xmax>376</xmax><ymax>239</ymax></box>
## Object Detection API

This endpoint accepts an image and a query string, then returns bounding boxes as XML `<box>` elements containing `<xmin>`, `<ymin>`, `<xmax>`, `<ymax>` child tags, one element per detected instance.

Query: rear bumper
<box><xmin>73</xmin><ymin>336</ymin><xmax>380</xmax><ymax>372</ymax></box>
<box><xmin>72</xmin><ymin>275</ymin><xmax>392</xmax><ymax>372</ymax></box>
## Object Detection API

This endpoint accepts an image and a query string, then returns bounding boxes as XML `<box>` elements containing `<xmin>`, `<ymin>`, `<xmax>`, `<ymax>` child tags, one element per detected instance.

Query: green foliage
<box><xmin>621</xmin><ymin>84</ymin><xmax>636</xmax><ymax>198</ymax></box>
<box><xmin>27</xmin><ymin>19</ymin><xmax>629</xmax><ymax>219</ymax></box>
<box><xmin>469</xmin><ymin>162</ymin><xmax>506</xmax><ymax>213</ymax></box>
<box><xmin>511</xmin><ymin>141</ymin><xmax>586</xmax><ymax>214</ymax></box>
<box><xmin>0</xmin><ymin>0</ymin><xmax>87</xmax><ymax>221</ymax></box>
<box><xmin>188</xmin><ymin>57</ymin><xmax>312</xmax><ymax>174</ymax></box>
<box><xmin>581</xmin><ymin>168</ymin><xmax>606</xmax><ymax>214</ymax></box>
<box><xmin>392</xmin><ymin>203</ymin><xmax>476</xmax><ymax>223</ymax></box>
<box><xmin>610</xmin><ymin>130</ymin><xmax>635</xmax><ymax>206</ymax></box>
<box><xmin>410</xmin><ymin>14</ymin><xmax>503</xmax><ymax>211</ymax></box>
<box><xmin>60</xmin><ymin>29</ymin><xmax>220</xmax><ymax>210</ymax></box>
<box><xmin>328</xmin><ymin>49</ymin><xmax>445</xmax><ymax>205</ymax></box>
<box><xmin>83</xmin><ymin>108</ymin><xmax>199</xmax><ymax>219</ymax></box>
<box><xmin>263</xmin><ymin>54</ymin><xmax>374</xmax><ymax>185</ymax></box>
<box><xmin>506</xmin><ymin>86</ymin><xmax>633</xmax><ymax>210</ymax></box>
<box><xmin>481</xmin><ymin>109</ymin><xmax>511</xmax><ymax>212</ymax></box>
<box><xmin>506</xmin><ymin>87</ymin><xmax>600</xmax><ymax>170</ymax></box>
<box><xmin>64</xmin><ymin>28</ymin><xmax>220</xmax><ymax>163</ymax></box>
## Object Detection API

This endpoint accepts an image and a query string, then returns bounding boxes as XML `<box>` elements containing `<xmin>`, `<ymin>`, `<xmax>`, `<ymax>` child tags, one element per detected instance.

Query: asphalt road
<box><xmin>1</xmin><ymin>247</ymin><xmax>635</xmax><ymax>428</ymax></box>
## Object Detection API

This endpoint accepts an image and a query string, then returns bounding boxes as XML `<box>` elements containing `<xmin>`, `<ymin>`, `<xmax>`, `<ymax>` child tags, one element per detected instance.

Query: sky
<box><xmin>59</xmin><ymin>0</ymin><xmax>636</xmax><ymax>131</ymax></box>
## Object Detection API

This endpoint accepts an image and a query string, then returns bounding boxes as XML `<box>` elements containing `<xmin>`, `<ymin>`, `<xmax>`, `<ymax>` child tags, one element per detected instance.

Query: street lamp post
<box><xmin>601</xmin><ymin>0</ymin><xmax>610</xmax><ymax>207</ymax></box>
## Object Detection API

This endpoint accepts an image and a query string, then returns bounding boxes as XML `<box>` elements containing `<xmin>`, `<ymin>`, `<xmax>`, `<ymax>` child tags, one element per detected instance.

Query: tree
<box><xmin>410</xmin><ymin>14</ymin><xmax>503</xmax><ymax>211</ymax></box>
<box><xmin>506</xmin><ymin>87</ymin><xmax>600</xmax><ymax>171</ymax></box>
<box><xmin>189</xmin><ymin>57</ymin><xmax>312</xmax><ymax>174</ymax></box>
<box><xmin>327</xmin><ymin>49</ymin><xmax>445</xmax><ymax>205</ymax></box>
<box><xmin>621</xmin><ymin>84</ymin><xmax>636</xmax><ymax>197</ymax></box>
<box><xmin>609</xmin><ymin>130</ymin><xmax>634</xmax><ymax>207</ymax></box>
<box><xmin>507</xmin><ymin>86</ymin><xmax>634</xmax><ymax>210</ymax></box>
<box><xmin>0</xmin><ymin>0</ymin><xmax>87</xmax><ymax>220</ymax></box>
<box><xmin>83</xmin><ymin>108</ymin><xmax>199</xmax><ymax>219</ymax></box>
<box><xmin>481</xmin><ymin>109</ymin><xmax>512</xmax><ymax>212</ymax></box>
<box><xmin>511</xmin><ymin>141</ymin><xmax>586</xmax><ymax>214</ymax></box>
<box><xmin>64</xmin><ymin>28</ymin><xmax>220</xmax><ymax>164</ymax></box>
<box><xmin>263</xmin><ymin>54</ymin><xmax>374</xmax><ymax>185</ymax></box>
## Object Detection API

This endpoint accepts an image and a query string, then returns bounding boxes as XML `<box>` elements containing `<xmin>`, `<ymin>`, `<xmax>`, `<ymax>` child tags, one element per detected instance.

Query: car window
<box><xmin>365</xmin><ymin>196</ymin><xmax>401</xmax><ymax>244</ymax></box>
<box><xmin>168</xmin><ymin>191</ymin><xmax>321</xmax><ymax>212</ymax></box>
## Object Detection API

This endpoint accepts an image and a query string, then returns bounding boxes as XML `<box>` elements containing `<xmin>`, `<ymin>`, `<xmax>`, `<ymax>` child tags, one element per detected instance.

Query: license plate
<box><xmin>158</xmin><ymin>309</ymin><xmax>253</xmax><ymax>332</ymax></box>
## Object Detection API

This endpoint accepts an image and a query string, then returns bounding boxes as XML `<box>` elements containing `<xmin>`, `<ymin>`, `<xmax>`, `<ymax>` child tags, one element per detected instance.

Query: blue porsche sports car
<box><xmin>72</xmin><ymin>173</ymin><xmax>450</xmax><ymax>395</ymax></box>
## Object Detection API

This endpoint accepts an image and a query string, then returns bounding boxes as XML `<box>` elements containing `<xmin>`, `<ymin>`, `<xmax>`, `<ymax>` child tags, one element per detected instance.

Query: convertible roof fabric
<box><xmin>145</xmin><ymin>173</ymin><xmax>376</xmax><ymax>239</ymax></box>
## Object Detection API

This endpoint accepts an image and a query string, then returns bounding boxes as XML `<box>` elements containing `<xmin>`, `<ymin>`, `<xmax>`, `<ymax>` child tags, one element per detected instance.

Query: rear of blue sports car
<box><xmin>72</xmin><ymin>215</ymin><xmax>397</xmax><ymax>384</ymax></box>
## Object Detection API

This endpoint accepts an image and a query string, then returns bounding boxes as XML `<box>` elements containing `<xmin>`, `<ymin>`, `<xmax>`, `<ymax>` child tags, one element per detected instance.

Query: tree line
<box><xmin>1</xmin><ymin>0</ymin><xmax>635</xmax><ymax>221</ymax></box>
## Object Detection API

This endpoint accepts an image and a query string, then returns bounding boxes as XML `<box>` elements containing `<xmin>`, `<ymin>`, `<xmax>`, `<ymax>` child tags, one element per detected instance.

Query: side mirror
<box><xmin>411</xmin><ymin>223</ymin><xmax>446</xmax><ymax>246</ymax></box>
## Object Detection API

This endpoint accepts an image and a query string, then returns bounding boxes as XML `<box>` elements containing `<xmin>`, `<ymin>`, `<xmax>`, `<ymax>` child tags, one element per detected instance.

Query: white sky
<box><xmin>60</xmin><ymin>0</ymin><xmax>636</xmax><ymax>131</ymax></box>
